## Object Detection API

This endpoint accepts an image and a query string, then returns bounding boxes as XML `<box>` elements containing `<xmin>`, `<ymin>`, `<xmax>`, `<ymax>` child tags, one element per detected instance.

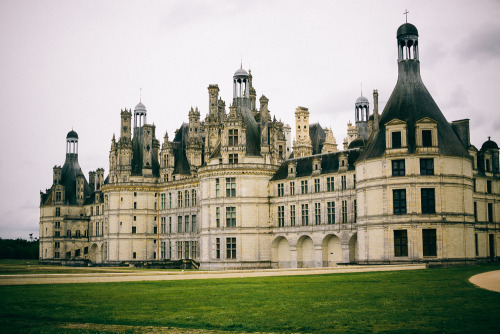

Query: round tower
<box><xmin>233</xmin><ymin>66</ymin><xmax>250</xmax><ymax>108</ymax></box>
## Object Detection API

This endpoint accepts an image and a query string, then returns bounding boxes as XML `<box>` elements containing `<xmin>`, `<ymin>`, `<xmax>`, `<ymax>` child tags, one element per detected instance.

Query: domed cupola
<box><xmin>359</xmin><ymin>22</ymin><xmax>469</xmax><ymax>161</ymax></box>
<box><xmin>134</xmin><ymin>101</ymin><xmax>147</xmax><ymax>128</ymax></box>
<box><xmin>481</xmin><ymin>137</ymin><xmax>499</xmax><ymax>151</ymax></box>
<box><xmin>355</xmin><ymin>93</ymin><xmax>370</xmax><ymax>140</ymax></box>
<box><xmin>397</xmin><ymin>23</ymin><xmax>419</xmax><ymax>61</ymax></box>
<box><xmin>233</xmin><ymin>65</ymin><xmax>250</xmax><ymax>101</ymax></box>
<box><xmin>66</xmin><ymin>129</ymin><xmax>79</xmax><ymax>155</ymax></box>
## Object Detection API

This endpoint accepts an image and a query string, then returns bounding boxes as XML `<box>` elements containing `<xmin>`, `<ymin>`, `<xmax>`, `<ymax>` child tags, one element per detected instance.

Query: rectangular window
<box><xmin>423</xmin><ymin>229</ymin><xmax>437</xmax><ymax>256</ymax></box>
<box><xmin>327</xmin><ymin>201</ymin><xmax>335</xmax><ymax>224</ymax></box>
<box><xmin>185</xmin><ymin>190</ymin><xmax>190</xmax><ymax>207</ymax></box>
<box><xmin>75</xmin><ymin>230</ymin><xmax>81</xmax><ymax>238</ymax></box>
<box><xmin>133</xmin><ymin>202</ymin><xmax>137</xmax><ymax>210</ymax></box>
<box><xmin>475</xmin><ymin>234</ymin><xmax>479</xmax><ymax>256</ymax></box>
<box><xmin>75</xmin><ymin>249</ymin><xmax>81</xmax><ymax>257</ymax></box>
<box><xmin>169</xmin><ymin>217</ymin><xmax>172</xmax><ymax>233</ymax></box>
<box><xmin>474</xmin><ymin>202</ymin><xmax>477</xmax><ymax>222</ymax></box>
<box><xmin>91</xmin><ymin>207</ymin><xmax>93</xmax><ymax>216</ymax></box>
<box><xmin>177</xmin><ymin>216</ymin><xmax>182</xmax><ymax>233</ymax></box>
<box><xmin>226</xmin><ymin>177</ymin><xmax>236</xmax><ymax>197</ymax></box>
<box><xmin>184</xmin><ymin>241</ymin><xmax>190</xmax><ymax>259</ymax></box>
<box><xmin>216</xmin><ymin>238</ymin><xmax>221</xmax><ymax>259</ymax></box>
<box><xmin>342</xmin><ymin>200</ymin><xmax>347</xmax><ymax>223</ymax></box>
<box><xmin>301</xmin><ymin>204</ymin><xmax>309</xmax><ymax>226</ymax></box>
<box><xmin>393</xmin><ymin>189</ymin><xmax>407</xmax><ymax>215</ymax></box>
<box><xmin>215</xmin><ymin>178</ymin><xmax>220</xmax><ymax>198</ymax></box>
<box><xmin>177</xmin><ymin>241</ymin><xmax>182</xmax><ymax>259</ymax></box>
<box><xmin>178</xmin><ymin>191</ymin><xmax>183</xmax><ymax>208</ymax></box>
<box><xmin>226</xmin><ymin>207</ymin><xmax>236</xmax><ymax>227</ymax></box>
<box><xmin>277</xmin><ymin>183</ymin><xmax>284</xmax><ymax>197</ymax></box>
<box><xmin>392</xmin><ymin>159</ymin><xmax>405</xmax><ymax>176</ymax></box>
<box><xmin>192</xmin><ymin>189</ymin><xmax>197</xmax><ymax>206</ymax></box>
<box><xmin>354</xmin><ymin>199</ymin><xmax>357</xmax><ymax>222</ymax></box>
<box><xmin>54</xmin><ymin>241</ymin><xmax>60</xmax><ymax>248</ymax></box>
<box><xmin>161</xmin><ymin>241</ymin><xmax>166</xmax><ymax>259</ymax></box>
<box><xmin>327</xmin><ymin>177</ymin><xmax>334</xmax><ymax>192</ymax></box>
<box><xmin>84</xmin><ymin>246</ymin><xmax>88</xmax><ymax>254</ymax></box>
<box><xmin>421</xmin><ymin>188</ymin><xmax>436</xmax><ymax>214</ymax></box>
<box><xmin>161</xmin><ymin>217</ymin><xmax>166</xmax><ymax>234</ymax></box>
<box><xmin>54</xmin><ymin>251</ymin><xmax>60</xmax><ymax>258</ymax></box>
<box><xmin>226</xmin><ymin>237</ymin><xmax>236</xmax><ymax>259</ymax></box>
<box><xmin>314</xmin><ymin>203</ymin><xmax>321</xmax><ymax>225</ymax></box>
<box><xmin>290</xmin><ymin>182</ymin><xmax>295</xmax><ymax>195</ymax></box>
<box><xmin>54</xmin><ymin>231</ymin><xmax>60</xmax><ymax>237</ymax></box>
<box><xmin>228</xmin><ymin>129</ymin><xmax>238</xmax><ymax>146</ymax></box>
<box><xmin>488</xmin><ymin>203</ymin><xmax>493</xmax><ymax>223</ymax></box>
<box><xmin>353</xmin><ymin>175</ymin><xmax>356</xmax><ymax>189</ymax></box>
<box><xmin>420</xmin><ymin>158</ymin><xmax>434</xmax><ymax>175</ymax></box>
<box><xmin>55</xmin><ymin>191</ymin><xmax>61</xmax><ymax>201</ymax></box>
<box><xmin>161</xmin><ymin>193</ymin><xmax>166</xmax><ymax>210</ymax></box>
<box><xmin>279</xmin><ymin>145</ymin><xmax>283</xmax><ymax>159</ymax></box>
<box><xmin>290</xmin><ymin>205</ymin><xmax>296</xmax><ymax>226</ymax></box>
<box><xmin>301</xmin><ymin>180</ymin><xmax>308</xmax><ymax>194</ymax></box>
<box><xmin>473</xmin><ymin>179</ymin><xmax>476</xmax><ymax>192</ymax></box>
<box><xmin>229</xmin><ymin>153</ymin><xmax>238</xmax><ymax>164</ymax></box>
<box><xmin>216</xmin><ymin>207</ymin><xmax>220</xmax><ymax>228</ymax></box>
<box><xmin>278</xmin><ymin>206</ymin><xmax>285</xmax><ymax>227</ymax></box>
<box><xmin>185</xmin><ymin>215</ymin><xmax>189</xmax><ymax>233</ymax></box>
<box><xmin>192</xmin><ymin>215</ymin><xmax>197</xmax><ymax>232</ymax></box>
<box><xmin>394</xmin><ymin>230</ymin><xmax>408</xmax><ymax>257</ymax></box>
<box><xmin>132</xmin><ymin>226</ymin><xmax>136</xmax><ymax>234</ymax></box>
<box><xmin>314</xmin><ymin>179</ymin><xmax>320</xmax><ymax>193</ymax></box>
<box><xmin>341</xmin><ymin>175</ymin><xmax>346</xmax><ymax>190</ymax></box>
<box><xmin>392</xmin><ymin>131</ymin><xmax>402</xmax><ymax>148</ymax></box>
<box><xmin>168</xmin><ymin>193</ymin><xmax>172</xmax><ymax>209</ymax></box>
<box><xmin>191</xmin><ymin>241</ymin><xmax>197</xmax><ymax>259</ymax></box>
<box><xmin>55</xmin><ymin>207</ymin><xmax>61</xmax><ymax>217</ymax></box>
<box><xmin>422</xmin><ymin>130</ymin><xmax>432</xmax><ymax>147</ymax></box>
<box><xmin>487</xmin><ymin>180</ymin><xmax>492</xmax><ymax>194</ymax></box>
<box><xmin>54</xmin><ymin>221</ymin><xmax>60</xmax><ymax>228</ymax></box>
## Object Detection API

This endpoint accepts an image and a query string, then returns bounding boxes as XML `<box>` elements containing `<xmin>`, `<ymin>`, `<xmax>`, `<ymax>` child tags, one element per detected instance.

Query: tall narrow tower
<box><xmin>355</xmin><ymin>95</ymin><xmax>370</xmax><ymax>140</ymax></box>
<box><xmin>292</xmin><ymin>106</ymin><xmax>312</xmax><ymax>158</ymax></box>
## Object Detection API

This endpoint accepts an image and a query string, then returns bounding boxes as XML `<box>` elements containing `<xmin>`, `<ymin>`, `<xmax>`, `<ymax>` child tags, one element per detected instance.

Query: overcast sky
<box><xmin>1</xmin><ymin>0</ymin><xmax>499</xmax><ymax>239</ymax></box>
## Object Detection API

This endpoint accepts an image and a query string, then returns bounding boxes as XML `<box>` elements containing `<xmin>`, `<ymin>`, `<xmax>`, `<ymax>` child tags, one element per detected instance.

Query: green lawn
<box><xmin>1</xmin><ymin>264</ymin><xmax>500</xmax><ymax>333</ymax></box>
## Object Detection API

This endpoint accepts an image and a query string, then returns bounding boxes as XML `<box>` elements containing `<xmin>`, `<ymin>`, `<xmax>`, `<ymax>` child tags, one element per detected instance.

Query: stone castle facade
<box><xmin>40</xmin><ymin>23</ymin><xmax>500</xmax><ymax>269</ymax></box>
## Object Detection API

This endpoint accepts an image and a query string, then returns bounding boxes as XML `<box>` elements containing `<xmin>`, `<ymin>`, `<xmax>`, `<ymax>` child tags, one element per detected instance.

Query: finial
<box><xmin>140</xmin><ymin>88</ymin><xmax>142</xmax><ymax>102</ymax></box>
<box><xmin>404</xmin><ymin>9</ymin><xmax>409</xmax><ymax>23</ymax></box>
<box><xmin>488</xmin><ymin>136</ymin><xmax>491</xmax><ymax>141</ymax></box>
<box><xmin>361</xmin><ymin>83</ymin><xmax>363</xmax><ymax>97</ymax></box>
<box><xmin>240</xmin><ymin>54</ymin><xmax>243</xmax><ymax>69</ymax></box>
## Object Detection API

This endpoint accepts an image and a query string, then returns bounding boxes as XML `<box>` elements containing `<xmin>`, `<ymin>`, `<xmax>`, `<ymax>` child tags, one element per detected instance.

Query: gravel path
<box><xmin>0</xmin><ymin>264</ymin><xmax>426</xmax><ymax>285</ymax></box>
<box><xmin>469</xmin><ymin>270</ymin><xmax>500</xmax><ymax>293</ymax></box>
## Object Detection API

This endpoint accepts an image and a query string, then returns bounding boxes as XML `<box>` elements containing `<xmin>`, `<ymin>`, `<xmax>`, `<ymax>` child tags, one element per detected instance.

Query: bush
<box><xmin>0</xmin><ymin>238</ymin><xmax>39</xmax><ymax>259</ymax></box>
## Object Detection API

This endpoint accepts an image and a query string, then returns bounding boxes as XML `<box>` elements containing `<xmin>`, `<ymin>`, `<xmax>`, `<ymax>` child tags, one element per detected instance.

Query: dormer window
<box><xmin>392</xmin><ymin>132</ymin><xmax>402</xmax><ymax>148</ymax></box>
<box><xmin>422</xmin><ymin>130</ymin><xmax>432</xmax><ymax>147</ymax></box>
<box><xmin>416</xmin><ymin>118</ymin><xmax>438</xmax><ymax>152</ymax></box>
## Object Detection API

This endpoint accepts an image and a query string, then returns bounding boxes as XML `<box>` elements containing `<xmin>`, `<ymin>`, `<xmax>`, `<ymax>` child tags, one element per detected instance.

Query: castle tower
<box><xmin>187</xmin><ymin>107</ymin><xmax>203</xmax><ymax>170</ymax></box>
<box><xmin>53</xmin><ymin>166</ymin><xmax>62</xmax><ymax>185</ymax></box>
<box><xmin>249</xmin><ymin>70</ymin><xmax>257</xmax><ymax>111</ymax></box>
<box><xmin>160</xmin><ymin>131</ymin><xmax>174</xmax><ymax>182</ymax></box>
<box><xmin>292</xmin><ymin>106</ymin><xmax>312</xmax><ymax>158</ymax></box>
<box><xmin>120</xmin><ymin>109</ymin><xmax>132</xmax><ymax>141</ymax></box>
<box><xmin>321</xmin><ymin>128</ymin><xmax>338</xmax><ymax>153</ymax></box>
<box><xmin>260</xmin><ymin>95</ymin><xmax>270</xmax><ymax>155</ymax></box>
<box><xmin>205</xmin><ymin>85</ymin><xmax>222</xmax><ymax>160</ymax></box>
<box><xmin>66</xmin><ymin>130</ymin><xmax>79</xmax><ymax>157</ymax></box>
<box><xmin>355</xmin><ymin>94</ymin><xmax>370</xmax><ymax>140</ymax></box>
<box><xmin>134</xmin><ymin>101</ymin><xmax>147</xmax><ymax>129</ymax></box>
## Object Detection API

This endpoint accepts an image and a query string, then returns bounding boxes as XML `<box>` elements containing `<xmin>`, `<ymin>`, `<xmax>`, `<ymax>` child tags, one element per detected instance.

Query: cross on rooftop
<box><xmin>404</xmin><ymin>9</ymin><xmax>409</xmax><ymax>23</ymax></box>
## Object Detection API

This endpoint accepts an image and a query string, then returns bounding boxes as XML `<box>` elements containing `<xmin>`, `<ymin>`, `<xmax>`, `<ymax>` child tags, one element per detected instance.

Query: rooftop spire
<box><xmin>404</xmin><ymin>9</ymin><xmax>409</xmax><ymax>23</ymax></box>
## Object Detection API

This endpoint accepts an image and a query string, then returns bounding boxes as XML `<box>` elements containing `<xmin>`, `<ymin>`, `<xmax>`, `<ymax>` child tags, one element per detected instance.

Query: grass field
<box><xmin>1</xmin><ymin>262</ymin><xmax>500</xmax><ymax>333</ymax></box>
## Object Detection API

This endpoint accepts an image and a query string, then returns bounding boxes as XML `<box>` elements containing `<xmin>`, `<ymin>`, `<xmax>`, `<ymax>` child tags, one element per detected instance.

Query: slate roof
<box><xmin>309</xmin><ymin>123</ymin><xmax>326</xmax><ymax>155</ymax></box>
<box><xmin>270</xmin><ymin>149</ymin><xmax>360</xmax><ymax>181</ymax></box>
<box><xmin>240</xmin><ymin>105</ymin><xmax>261</xmax><ymax>156</ymax></box>
<box><xmin>359</xmin><ymin>60</ymin><xmax>469</xmax><ymax>160</ymax></box>
<box><xmin>172</xmin><ymin>123</ymin><xmax>191</xmax><ymax>175</ymax></box>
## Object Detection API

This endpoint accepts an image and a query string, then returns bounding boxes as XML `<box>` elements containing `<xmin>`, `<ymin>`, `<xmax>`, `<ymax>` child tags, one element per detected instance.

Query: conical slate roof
<box><xmin>359</xmin><ymin>25</ymin><xmax>469</xmax><ymax>160</ymax></box>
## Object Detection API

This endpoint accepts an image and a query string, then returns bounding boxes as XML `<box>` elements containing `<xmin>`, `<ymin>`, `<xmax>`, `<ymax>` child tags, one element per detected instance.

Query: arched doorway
<box><xmin>90</xmin><ymin>244</ymin><xmax>100</xmax><ymax>264</ymax></box>
<box><xmin>322</xmin><ymin>234</ymin><xmax>342</xmax><ymax>267</ymax></box>
<box><xmin>297</xmin><ymin>235</ymin><xmax>314</xmax><ymax>268</ymax></box>
<box><xmin>349</xmin><ymin>234</ymin><xmax>358</xmax><ymax>263</ymax></box>
<box><xmin>271</xmin><ymin>237</ymin><xmax>291</xmax><ymax>268</ymax></box>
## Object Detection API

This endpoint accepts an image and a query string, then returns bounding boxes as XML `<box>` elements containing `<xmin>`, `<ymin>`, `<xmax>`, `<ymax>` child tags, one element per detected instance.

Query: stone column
<box><xmin>290</xmin><ymin>246</ymin><xmax>298</xmax><ymax>269</ymax></box>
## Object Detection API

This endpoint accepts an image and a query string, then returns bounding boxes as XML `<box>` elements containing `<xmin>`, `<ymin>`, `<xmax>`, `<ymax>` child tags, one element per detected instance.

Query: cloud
<box><xmin>458</xmin><ymin>24</ymin><xmax>500</xmax><ymax>62</ymax></box>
